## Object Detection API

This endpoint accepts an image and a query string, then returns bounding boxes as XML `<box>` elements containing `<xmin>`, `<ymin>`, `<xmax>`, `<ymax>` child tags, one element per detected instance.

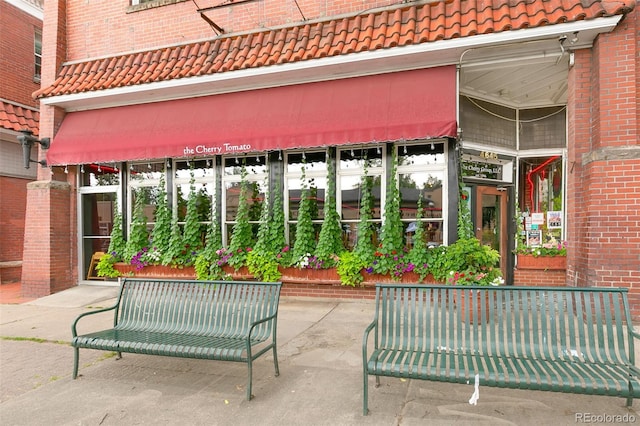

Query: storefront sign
<box><xmin>184</xmin><ymin>143</ymin><xmax>252</xmax><ymax>155</ymax></box>
<box><xmin>461</xmin><ymin>158</ymin><xmax>503</xmax><ymax>180</ymax></box>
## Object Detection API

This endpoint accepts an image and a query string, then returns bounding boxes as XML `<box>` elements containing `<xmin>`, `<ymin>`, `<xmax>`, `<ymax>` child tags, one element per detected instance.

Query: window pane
<box><xmin>397</xmin><ymin>142</ymin><xmax>445</xmax><ymax>165</ymax></box>
<box><xmin>288</xmin><ymin>178</ymin><xmax>326</xmax><ymax>220</ymax></box>
<box><xmin>224</xmin><ymin>156</ymin><xmax>267</xmax><ymax>175</ymax></box>
<box><xmin>173</xmin><ymin>159</ymin><xmax>215</xmax><ymax>223</ymax></box>
<box><xmin>286</xmin><ymin>151</ymin><xmax>327</xmax><ymax>173</ymax></box>
<box><xmin>129</xmin><ymin>162</ymin><xmax>164</xmax><ymax>182</ymax></box>
<box><xmin>339</xmin><ymin>147</ymin><xmax>383</xmax><ymax>169</ymax></box>
<box><xmin>80</xmin><ymin>164</ymin><xmax>121</xmax><ymax>187</ymax></box>
<box><xmin>224</xmin><ymin>180</ymin><xmax>267</xmax><ymax>222</ymax></box>
<box><xmin>131</xmin><ymin>186</ymin><xmax>158</xmax><ymax>229</ymax></box>
<box><xmin>340</xmin><ymin>174</ymin><xmax>381</xmax><ymax>220</ymax></box>
<box><xmin>399</xmin><ymin>172</ymin><xmax>444</xmax><ymax>219</ymax></box>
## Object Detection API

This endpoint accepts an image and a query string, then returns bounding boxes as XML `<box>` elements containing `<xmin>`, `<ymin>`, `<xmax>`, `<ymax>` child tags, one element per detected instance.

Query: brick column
<box><xmin>567</xmin><ymin>9</ymin><xmax>640</xmax><ymax>318</ymax></box>
<box><xmin>21</xmin><ymin>0</ymin><xmax>75</xmax><ymax>297</ymax></box>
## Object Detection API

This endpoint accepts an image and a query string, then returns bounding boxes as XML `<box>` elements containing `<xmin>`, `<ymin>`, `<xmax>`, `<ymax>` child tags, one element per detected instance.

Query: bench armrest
<box><xmin>362</xmin><ymin>320</ymin><xmax>378</xmax><ymax>364</ymax></box>
<box><xmin>248</xmin><ymin>312</ymin><xmax>278</xmax><ymax>340</ymax></box>
<box><xmin>71</xmin><ymin>302</ymin><xmax>119</xmax><ymax>338</ymax></box>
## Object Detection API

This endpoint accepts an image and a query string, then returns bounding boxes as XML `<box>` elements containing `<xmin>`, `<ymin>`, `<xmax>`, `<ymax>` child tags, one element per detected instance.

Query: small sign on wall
<box><xmin>547</xmin><ymin>211</ymin><xmax>562</xmax><ymax>229</ymax></box>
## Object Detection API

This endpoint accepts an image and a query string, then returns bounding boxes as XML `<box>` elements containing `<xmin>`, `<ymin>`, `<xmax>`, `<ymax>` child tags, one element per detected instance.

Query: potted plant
<box><xmin>515</xmin><ymin>241</ymin><xmax>567</xmax><ymax>270</ymax></box>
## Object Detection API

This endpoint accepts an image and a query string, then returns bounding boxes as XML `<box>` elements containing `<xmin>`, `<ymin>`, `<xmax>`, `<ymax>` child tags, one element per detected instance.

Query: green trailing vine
<box><xmin>164</xmin><ymin>215</ymin><xmax>183</xmax><ymax>266</ymax></box>
<box><xmin>315</xmin><ymin>152</ymin><xmax>343</xmax><ymax>267</ymax></box>
<box><xmin>228</xmin><ymin>162</ymin><xmax>254</xmax><ymax>269</ymax></box>
<box><xmin>148</xmin><ymin>173</ymin><xmax>171</xmax><ymax>265</ymax></box>
<box><xmin>373</xmin><ymin>148</ymin><xmax>406</xmax><ymax>278</ymax></box>
<box><xmin>291</xmin><ymin>162</ymin><xmax>316</xmax><ymax>266</ymax></box>
<box><xmin>107</xmin><ymin>200</ymin><xmax>126</xmax><ymax>261</ymax></box>
<box><xmin>268</xmin><ymin>176</ymin><xmax>288</xmax><ymax>261</ymax></box>
<box><xmin>124</xmin><ymin>188</ymin><xmax>149</xmax><ymax>262</ymax></box>
<box><xmin>181</xmin><ymin>169</ymin><xmax>204</xmax><ymax>264</ymax></box>
<box><xmin>353</xmin><ymin>153</ymin><xmax>376</xmax><ymax>267</ymax></box>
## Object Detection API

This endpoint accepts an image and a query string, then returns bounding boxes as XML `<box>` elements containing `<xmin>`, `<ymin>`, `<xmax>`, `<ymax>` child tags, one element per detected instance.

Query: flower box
<box><xmin>516</xmin><ymin>254</ymin><xmax>566</xmax><ymax>270</ymax></box>
<box><xmin>278</xmin><ymin>267</ymin><xmax>341</xmax><ymax>285</ymax></box>
<box><xmin>113</xmin><ymin>263</ymin><xmax>196</xmax><ymax>278</ymax></box>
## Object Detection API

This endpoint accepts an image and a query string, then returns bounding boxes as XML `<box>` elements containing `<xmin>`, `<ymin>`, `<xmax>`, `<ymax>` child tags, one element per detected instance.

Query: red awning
<box><xmin>47</xmin><ymin>66</ymin><xmax>457</xmax><ymax>165</ymax></box>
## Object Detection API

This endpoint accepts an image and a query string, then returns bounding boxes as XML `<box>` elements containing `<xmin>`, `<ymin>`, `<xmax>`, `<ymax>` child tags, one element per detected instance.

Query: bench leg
<box><xmin>272</xmin><ymin>344</ymin><xmax>280</xmax><ymax>377</ymax></box>
<box><xmin>247</xmin><ymin>359</ymin><xmax>254</xmax><ymax>401</ymax></box>
<box><xmin>363</xmin><ymin>372</ymin><xmax>369</xmax><ymax>416</ymax></box>
<box><xmin>73</xmin><ymin>347</ymin><xmax>79</xmax><ymax>379</ymax></box>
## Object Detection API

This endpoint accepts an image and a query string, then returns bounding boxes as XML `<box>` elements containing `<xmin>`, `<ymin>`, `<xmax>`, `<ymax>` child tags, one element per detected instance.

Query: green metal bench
<box><xmin>363</xmin><ymin>284</ymin><xmax>640</xmax><ymax>415</ymax></box>
<box><xmin>72</xmin><ymin>278</ymin><xmax>282</xmax><ymax>400</ymax></box>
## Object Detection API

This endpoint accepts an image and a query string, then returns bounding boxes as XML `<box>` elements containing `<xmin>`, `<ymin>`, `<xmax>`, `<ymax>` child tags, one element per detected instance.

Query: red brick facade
<box><xmin>0</xmin><ymin>177</ymin><xmax>28</xmax><ymax>283</ymax></box>
<box><xmin>27</xmin><ymin>1</ymin><xmax>640</xmax><ymax>317</ymax></box>
<box><xmin>0</xmin><ymin>1</ymin><xmax>42</xmax><ymax>109</ymax></box>
<box><xmin>567</xmin><ymin>7</ymin><xmax>640</xmax><ymax>317</ymax></box>
<box><xmin>0</xmin><ymin>1</ymin><xmax>43</xmax><ymax>285</ymax></box>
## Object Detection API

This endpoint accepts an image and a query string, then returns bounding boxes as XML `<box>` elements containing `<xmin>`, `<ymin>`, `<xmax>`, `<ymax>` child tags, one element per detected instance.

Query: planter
<box><xmin>222</xmin><ymin>265</ymin><xmax>253</xmax><ymax>280</ymax></box>
<box><xmin>360</xmin><ymin>270</ymin><xmax>435</xmax><ymax>286</ymax></box>
<box><xmin>113</xmin><ymin>263</ymin><xmax>196</xmax><ymax>278</ymax></box>
<box><xmin>517</xmin><ymin>254</ymin><xmax>566</xmax><ymax>270</ymax></box>
<box><xmin>278</xmin><ymin>267</ymin><xmax>341</xmax><ymax>285</ymax></box>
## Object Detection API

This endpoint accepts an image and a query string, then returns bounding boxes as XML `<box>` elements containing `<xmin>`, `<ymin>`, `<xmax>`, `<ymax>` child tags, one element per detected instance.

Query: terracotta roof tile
<box><xmin>0</xmin><ymin>101</ymin><xmax>39</xmax><ymax>136</ymax></box>
<box><xmin>34</xmin><ymin>0</ymin><xmax>635</xmax><ymax>100</ymax></box>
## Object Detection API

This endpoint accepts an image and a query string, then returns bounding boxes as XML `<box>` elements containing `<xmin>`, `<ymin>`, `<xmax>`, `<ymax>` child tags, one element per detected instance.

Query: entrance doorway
<box><xmin>474</xmin><ymin>186</ymin><xmax>508</xmax><ymax>278</ymax></box>
<box><xmin>80</xmin><ymin>192</ymin><xmax>117</xmax><ymax>280</ymax></box>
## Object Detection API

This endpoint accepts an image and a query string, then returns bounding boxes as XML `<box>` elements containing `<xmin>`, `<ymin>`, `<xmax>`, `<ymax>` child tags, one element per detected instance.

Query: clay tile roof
<box><xmin>33</xmin><ymin>0</ymin><xmax>635</xmax><ymax>100</ymax></box>
<box><xmin>0</xmin><ymin>101</ymin><xmax>39</xmax><ymax>136</ymax></box>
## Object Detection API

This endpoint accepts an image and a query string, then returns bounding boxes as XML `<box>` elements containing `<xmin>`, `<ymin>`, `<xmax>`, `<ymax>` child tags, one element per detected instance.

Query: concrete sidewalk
<box><xmin>1</xmin><ymin>285</ymin><xmax>638</xmax><ymax>425</ymax></box>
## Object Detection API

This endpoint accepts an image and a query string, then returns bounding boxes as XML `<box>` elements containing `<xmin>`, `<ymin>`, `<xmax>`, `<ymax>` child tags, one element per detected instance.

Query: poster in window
<box><xmin>526</xmin><ymin>230</ymin><xmax>542</xmax><ymax>247</ymax></box>
<box><xmin>547</xmin><ymin>211</ymin><xmax>562</xmax><ymax>229</ymax></box>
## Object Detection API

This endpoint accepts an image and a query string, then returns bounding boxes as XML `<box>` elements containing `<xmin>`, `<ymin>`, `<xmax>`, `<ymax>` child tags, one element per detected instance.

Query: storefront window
<box><xmin>338</xmin><ymin>147</ymin><xmax>383</xmax><ymax>249</ymax></box>
<box><xmin>80</xmin><ymin>164</ymin><xmax>121</xmax><ymax>187</ymax></box>
<box><xmin>397</xmin><ymin>142</ymin><xmax>446</xmax><ymax>247</ymax></box>
<box><xmin>128</xmin><ymin>162</ymin><xmax>165</xmax><ymax>233</ymax></box>
<box><xmin>518</xmin><ymin>155</ymin><xmax>564</xmax><ymax>247</ymax></box>
<box><xmin>79</xmin><ymin>163</ymin><xmax>120</xmax><ymax>280</ymax></box>
<box><xmin>285</xmin><ymin>151</ymin><xmax>327</xmax><ymax>245</ymax></box>
<box><xmin>173</xmin><ymin>159</ymin><xmax>215</xmax><ymax>223</ymax></box>
<box><xmin>223</xmin><ymin>155</ymin><xmax>268</xmax><ymax>244</ymax></box>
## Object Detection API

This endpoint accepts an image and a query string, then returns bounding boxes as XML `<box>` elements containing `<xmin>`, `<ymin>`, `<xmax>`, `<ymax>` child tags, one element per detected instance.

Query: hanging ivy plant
<box><xmin>107</xmin><ymin>200</ymin><xmax>126</xmax><ymax>261</ymax></box>
<box><xmin>228</xmin><ymin>162</ymin><xmax>254</xmax><ymax>269</ymax></box>
<box><xmin>315</xmin><ymin>152</ymin><xmax>343</xmax><ymax>267</ymax></box>
<box><xmin>146</xmin><ymin>172</ymin><xmax>171</xmax><ymax>265</ymax></box>
<box><xmin>372</xmin><ymin>148</ymin><xmax>406</xmax><ymax>278</ymax></box>
<box><xmin>181</xmin><ymin>169</ymin><xmax>204</xmax><ymax>265</ymax></box>
<box><xmin>124</xmin><ymin>188</ymin><xmax>150</xmax><ymax>262</ymax></box>
<box><xmin>291</xmin><ymin>163</ymin><xmax>317</xmax><ymax>267</ymax></box>
<box><xmin>268</xmin><ymin>175</ymin><xmax>289</xmax><ymax>264</ymax></box>
<box><xmin>253</xmin><ymin>177</ymin><xmax>271</xmax><ymax>255</ymax></box>
<box><xmin>354</xmin><ymin>153</ymin><xmax>376</xmax><ymax>267</ymax></box>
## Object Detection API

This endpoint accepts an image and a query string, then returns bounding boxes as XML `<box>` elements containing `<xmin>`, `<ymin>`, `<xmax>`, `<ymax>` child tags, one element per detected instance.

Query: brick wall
<box><xmin>567</xmin><ymin>8</ymin><xmax>640</xmax><ymax>318</ymax></box>
<box><xmin>281</xmin><ymin>282</ymin><xmax>376</xmax><ymax>300</ymax></box>
<box><xmin>0</xmin><ymin>1</ymin><xmax>42</xmax><ymax>108</ymax></box>
<box><xmin>0</xmin><ymin>176</ymin><xmax>29</xmax><ymax>283</ymax></box>
<box><xmin>513</xmin><ymin>269</ymin><xmax>566</xmax><ymax>287</ymax></box>
<box><xmin>64</xmin><ymin>0</ymin><xmax>398</xmax><ymax>60</ymax></box>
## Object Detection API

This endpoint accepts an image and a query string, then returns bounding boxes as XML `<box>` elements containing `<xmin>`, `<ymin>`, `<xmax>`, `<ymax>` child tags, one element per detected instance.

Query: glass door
<box><xmin>475</xmin><ymin>186</ymin><xmax>508</xmax><ymax>278</ymax></box>
<box><xmin>78</xmin><ymin>165</ymin><xmax>120</xmax><ymax>281</ymax></box>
